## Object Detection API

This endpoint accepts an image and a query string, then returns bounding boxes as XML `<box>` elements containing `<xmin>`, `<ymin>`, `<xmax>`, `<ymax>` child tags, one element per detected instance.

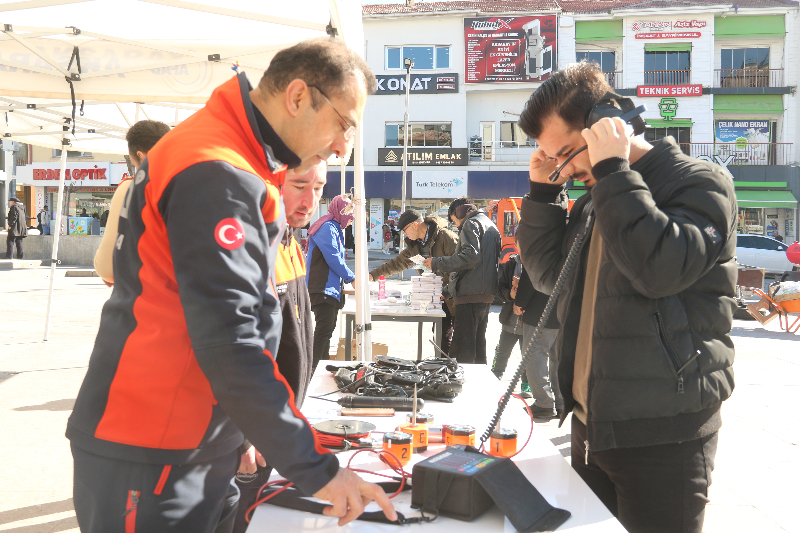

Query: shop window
<box><xmin>385</xmin><ymin>46</ymin><xmax>451</xmax><ymax>70</ymax></box>
<box><xmin>645</xmin><ymin>127</ymin><xmax>691</xmax><ymax>150</ymax></box>
<box><xmin>385</xmin><ymin>123</ymin><xmax>452</xmax><ymax>147</ymax></box>
<box><xmin>644</xmin><ymin>51</ymin><xmax>690</xmax><ymax>85</ymax></box>
<box><xmin>720</xmin><ymin>47</ymin><xmax>770</xmax><ymax>87</ymax></box>
<box><xmin>500</xmin><ymin>121</ymin><xmax>532</xmax><ymax>146</ymax></box>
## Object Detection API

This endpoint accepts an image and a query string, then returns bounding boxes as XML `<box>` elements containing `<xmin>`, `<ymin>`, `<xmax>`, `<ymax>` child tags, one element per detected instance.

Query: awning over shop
<box><xmin>736</xmin><ymin>190</ymin><xmax>798</xmax><ymax>209</ymax></box>
<box><xmin>644</xmin><ymin>43</ymin><xmax>692</xmax><ymax>52</ymax></box>
<box><xmin>715</xmin><ymin>15</ymin><xmax>785</xmax><ymax>38</ymax></box>
<box><xmin>713</xmin><ymin>94</ymin><xmax>784</xmax><ymax>114</ymax></box>
<box><xmin>576</xmin><ymin>20</ymin><xmax>623</xmax><ymax>41</ymax></box>
<box><xmin>646</xmin><ymin>119</ymin><xmax>693</xmax><ymax>128</ymax></box>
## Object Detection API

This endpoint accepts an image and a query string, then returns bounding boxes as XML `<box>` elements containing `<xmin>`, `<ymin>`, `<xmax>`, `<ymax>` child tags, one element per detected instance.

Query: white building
<box><xmin>333</xmin><ymin>0</ymin><xmax>799</xmax><ymax>246</ymax></box>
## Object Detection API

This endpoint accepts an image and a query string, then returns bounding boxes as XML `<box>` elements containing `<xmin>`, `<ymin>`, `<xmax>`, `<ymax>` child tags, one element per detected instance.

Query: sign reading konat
<box><xmin>378</xmin><ymin>148</ymin><xmax>469</xmax><ymax>166</ymax></box>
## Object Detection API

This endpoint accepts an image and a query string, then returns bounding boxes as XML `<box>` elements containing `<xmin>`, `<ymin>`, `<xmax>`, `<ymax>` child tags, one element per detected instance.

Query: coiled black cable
<box><xmin>480</xmin><ymin>212</ymin><xmax>594</xmax><ymax>447</ymax></box>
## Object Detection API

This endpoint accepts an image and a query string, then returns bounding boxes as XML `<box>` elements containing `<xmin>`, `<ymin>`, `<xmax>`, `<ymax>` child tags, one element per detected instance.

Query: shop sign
<box><xmin>375</xmin><ymin>74</ymin><xmax>459</xmax><ymax>95</ymax></box>
<box><xmin>369</xmin><ymin>202</ymin><xmax>384</xmax><ymax>248</ymax></box>
<box><xmin>378</xmin><ymin>148</ymin><xmax>468</xmax><ymax>166</ymax></box>
<box><xmin>412</xmin><ymin>170</ymin><xmax>468</xmax><ymax>199</ymax></box>
<box><xmin>16</xmin><ymin>162</ymin><xmax>111</xmax><ymax>186</ymax></box>
<box><xmin>637</xmin><ymin>85</ymin><xmax>702</xmax><ymax>97</ymax></box>
<box><xmin>713</xmin><ymin>120</ymin><xmax>771</xmax><ymax>165</ymax></box>
<box><xmin>632</xmin><ymin>19</ymin><xmax>705</xmax><ymax>39</ymax></box>
<box><xmin>465</xmin><ymin>15</ymin><xmax>557</xmax><ymax>83</ymax></box>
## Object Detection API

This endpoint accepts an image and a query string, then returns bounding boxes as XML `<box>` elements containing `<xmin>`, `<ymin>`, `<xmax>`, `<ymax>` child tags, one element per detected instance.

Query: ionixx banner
<box><xmin>465</xmin><ymin>15</ymin><xmax>557</xmax><ymax>83</ymax></box>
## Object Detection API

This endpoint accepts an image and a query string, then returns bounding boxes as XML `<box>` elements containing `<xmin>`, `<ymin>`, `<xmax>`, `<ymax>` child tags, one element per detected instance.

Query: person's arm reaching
<box><xmin>369</xmin><ymin>242</ymin><xmax>418</xmax><ymax>280</ymax></box>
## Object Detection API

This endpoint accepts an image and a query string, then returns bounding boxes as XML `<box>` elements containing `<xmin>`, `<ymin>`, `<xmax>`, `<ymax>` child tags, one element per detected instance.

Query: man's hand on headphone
<box><xmin>581</xmin><ymin>117</ymin><xmax>631</xmax><ymax>168</ymax></box>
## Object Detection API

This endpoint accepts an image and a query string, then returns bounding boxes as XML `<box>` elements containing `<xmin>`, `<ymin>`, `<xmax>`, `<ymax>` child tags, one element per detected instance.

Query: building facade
<box><xmin>327</xmin><ymin>0</ymin><xmax>800</xmax><ymax>247</ymax></box>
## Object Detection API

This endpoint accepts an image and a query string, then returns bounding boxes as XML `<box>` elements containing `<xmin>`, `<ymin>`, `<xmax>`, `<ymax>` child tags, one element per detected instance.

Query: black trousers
<box><xmin>311</xmin><ymin>300</ymin><xmax>340</xmax><ymax>370</ymax></box>
<box><xmin>5</xmin><ymin>235</ymin><xmax>23</xmax><ymax>259</ymax></box>
<box><xmin>439</xmin><ymin>303</ymin><xmax>455</xmax><ymax>355</ymax></box>
<box><xmin>491</xmin><ymin>329</ymin><xmax>527</xmax><ymax>382</ymax></box>
<box><xmin>71</xmin><ymin>443</ymin><xmax>240</xmax><ymax>533</ymax></box>
<box><xmin>449</xmin><ymin>302</ymin><xmax>491</xmax><ymax>364</ymax></box>
<box><xmin>571</xmin><ymin>416</ymin><xmax>717</xmax><ymax>533</ymax></box>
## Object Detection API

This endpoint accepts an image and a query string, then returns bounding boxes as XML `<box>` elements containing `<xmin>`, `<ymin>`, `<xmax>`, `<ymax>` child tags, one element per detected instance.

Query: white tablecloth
<box><xmin>249</xmin><ymin>362</ymin><xmax>625</xmax><ymax>532</ymax></box>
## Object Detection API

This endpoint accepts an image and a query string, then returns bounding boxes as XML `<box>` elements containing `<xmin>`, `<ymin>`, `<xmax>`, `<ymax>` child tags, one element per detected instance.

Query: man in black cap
<box><xmin>5</xmin><ymin>197</ymin><xmax>28</xmax><ymax>259</ymax></box>
<box><xmin>369</xmin><ymin>209</ymin><xmax>458</xmax><ymax>353</ymax></box>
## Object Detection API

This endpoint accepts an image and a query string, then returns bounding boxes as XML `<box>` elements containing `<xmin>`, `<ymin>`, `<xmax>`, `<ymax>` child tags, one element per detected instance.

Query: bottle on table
<box><xmin>378</xmin><ymin>275</ymin><xmax>386</xmax><ymax>300</ymax></box>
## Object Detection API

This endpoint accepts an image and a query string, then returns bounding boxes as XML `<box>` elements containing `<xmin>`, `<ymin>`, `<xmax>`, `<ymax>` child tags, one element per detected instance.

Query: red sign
<box><xmin>637</xmin><ymin>85</ymin><xmax>702</xmax><ymax>97</ymax></box>
<box><xmin>33</xmin><ymin>168</ymin><xmax>107</xmax><ymax>180</ymax></box>
<box><xmin>635</xmin><ymin>32</ymin><xmax>701</xmax><ymax>39</ymax></box>
<box><xmin>465</xmin><ymin>15</ymin><xmax>557</xmax><ymax>83</ymax></box>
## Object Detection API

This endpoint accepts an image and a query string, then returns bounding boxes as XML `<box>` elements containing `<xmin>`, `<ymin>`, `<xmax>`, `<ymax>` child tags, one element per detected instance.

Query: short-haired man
<box><xmin>516</xmin><ymin>62</ymin><xmax>737</xmax><ymax>533</ymax></box>
<box><xmin>369</xmin><ymin>209</ymin><xmax>458</xmax><ymax>353</ymax></box>
<box><xmin>424</xmin><ymin>198</ymin><xmax>500</xmax><ymax>363</ymax></box>
<box><xmin>67</xmin><ymin>38</ymin><xmax>395</xmax><ymax>532</ymax></box>
<box><xmin>94</xmin><ymin>119</ymin><xmax>171</xmax><ymax>286</ymax></box>
<box><xmin>233</xmin><ymin>160</ymin><xmax>327</xmax><ymax>533</ymax></box>
<box><xmin>4</xmin><ymin>197</ymin><xmax>27</xmax><ymax>259</ymax></box>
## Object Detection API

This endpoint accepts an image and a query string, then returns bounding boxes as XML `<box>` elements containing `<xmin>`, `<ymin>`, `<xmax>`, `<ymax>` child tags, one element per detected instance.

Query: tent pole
<box><xmin>43</xmin><ymin>136</ymin><xmax>69</xmax><ymax>341</ymax></box>
<box><xmin>353</xmin><ymin>126</ymin><xmax>371</xmax><ymax>362</ymax></box>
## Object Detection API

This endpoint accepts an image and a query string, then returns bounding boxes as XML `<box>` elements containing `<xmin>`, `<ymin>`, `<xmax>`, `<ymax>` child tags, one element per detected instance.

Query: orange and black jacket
<box><xmin>66</xmin><ymin>72</ymin><xmax>337</xmax><ymax>495</ymax></box>
<box><xmin>274</xmin><ymin>226</ymin><xmax>314</xmax><ymax>406</ymax></box>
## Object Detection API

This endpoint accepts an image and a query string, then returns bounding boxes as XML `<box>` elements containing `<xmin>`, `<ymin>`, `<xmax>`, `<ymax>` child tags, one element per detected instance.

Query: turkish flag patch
<box><xmin>215</xmin><ymin>218</ymin><xmax>245</xmax><ymax>250</ymax></box>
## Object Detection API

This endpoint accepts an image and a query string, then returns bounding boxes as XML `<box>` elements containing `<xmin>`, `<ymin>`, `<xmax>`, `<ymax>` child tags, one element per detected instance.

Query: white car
<box><xmin>736</xmin><ymin>234</ymin><xmax>794</xmax><ymax>275</ymax></box>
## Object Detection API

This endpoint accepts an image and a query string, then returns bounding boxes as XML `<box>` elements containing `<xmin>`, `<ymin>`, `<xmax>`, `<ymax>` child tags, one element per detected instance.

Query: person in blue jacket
<box><xmin>306</xmin><ymin>195</ymin><xmax>355</xmax><ymax>368</ymax></box>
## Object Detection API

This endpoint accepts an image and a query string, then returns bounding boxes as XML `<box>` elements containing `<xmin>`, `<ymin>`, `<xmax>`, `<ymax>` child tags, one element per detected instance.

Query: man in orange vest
<box><xmin>67</xmin><ymin>39</ymin><xmax>395</xmax><ymax>532</ymax></box>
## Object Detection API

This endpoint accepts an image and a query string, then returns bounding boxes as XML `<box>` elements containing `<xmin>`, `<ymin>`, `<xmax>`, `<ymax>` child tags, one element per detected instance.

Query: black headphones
<box><xmin>548</xmin><ymin>92</ymin><xmax>647</xmax><ymax>182</ymax></box>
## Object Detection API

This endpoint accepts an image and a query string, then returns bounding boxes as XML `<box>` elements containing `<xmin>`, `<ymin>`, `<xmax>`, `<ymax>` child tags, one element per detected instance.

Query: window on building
<box><xmin>576</xmin><ymin>51</ymin><xmax>615</xmax><ymax>71</ymax></box>
<box><xmin>720</xmin><ymin>47</ymin><xmax>770</xmax><ymax>87</ymax></box>
<box><xmin>385</xmin><ymin>46</ymin><xmax>451</xmax><ymax>70</ymax></box>
<box><xmin>645</xmin><ymin>127</ymin><xmax>691</xmax><ymax>152</ymax></box>
<box><xmin>52</xmin><ymin>149</ymin><xmax>93</xmax><ymax>158</ymax></box>
<box><xmin>500</xmin><ymin>121</ymin><xmax>532</xmax><ymax>146</ymax></box>
<box><xmin>385</xmin><ymin>123</ymin><xmax>452</xmax><ymax>147</ymax></box>
<box><xmin>644</xmin><ymin>51</ymin><xmax>690</xmax><ymax>85</ymax></box>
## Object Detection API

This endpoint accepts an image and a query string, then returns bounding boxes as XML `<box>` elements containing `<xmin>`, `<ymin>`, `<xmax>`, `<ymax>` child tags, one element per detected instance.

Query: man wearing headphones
<box><xmin>515</xmin><ymin>62</ymin><xmax>737</xmax><ymax>533</ymax></box>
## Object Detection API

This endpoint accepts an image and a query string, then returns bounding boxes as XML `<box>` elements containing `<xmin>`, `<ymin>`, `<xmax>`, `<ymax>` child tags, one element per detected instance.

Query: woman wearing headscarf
<box><xmin>306</xmin><ymin>195</ymin><xmax>356</xmax><ymax>368</ymax></box>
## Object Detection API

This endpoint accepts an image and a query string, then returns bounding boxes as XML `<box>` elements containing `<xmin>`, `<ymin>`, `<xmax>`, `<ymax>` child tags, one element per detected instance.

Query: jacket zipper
<box><xmin>584</xmin><ymin>440</ymin><xmax>589</xmax><ymax>465</ymax></box>
<box><xmin>653</xmin><ymin>312</ymin><xmax>698</xmax><ymax>394</ymax></box>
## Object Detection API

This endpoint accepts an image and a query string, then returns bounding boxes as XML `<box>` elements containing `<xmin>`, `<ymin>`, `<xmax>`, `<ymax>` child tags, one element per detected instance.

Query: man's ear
<box><xmin>285</xmin><ymin>80</ymin><xmax>310</xmax><ymax>118</ymax></box>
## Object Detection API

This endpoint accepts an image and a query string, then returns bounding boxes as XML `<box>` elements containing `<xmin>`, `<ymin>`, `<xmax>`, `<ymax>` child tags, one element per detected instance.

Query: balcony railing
<box><xmin>643</xmin><ymin>70</ymin><xmax>691</xmax><ymax>85</ymax></box>
<box><xmin>603</xmin><ymin>71</ymin><xmax>623</xmax><ymax>89</ymax></box>
<box><xmin>678</xmin><ymin>143</ymin><xmax>793</xmax><ymax>166</ymax></box>
<box><xmin>714</xmin><ymin>68</ymin><xmax>784</xmax><ymax>88</ymax></box>
<box><xmin>469</xmin><ymin>139</ymin><xmax>538</xmax><ymax>163</ymax></box>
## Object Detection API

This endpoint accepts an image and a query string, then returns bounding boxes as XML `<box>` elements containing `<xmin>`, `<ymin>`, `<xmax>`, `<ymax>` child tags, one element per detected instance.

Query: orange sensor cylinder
<box><xmin>398</xmin><ymin>423</ymin><xmax>429</xmax><ymax>452</ymax></box>
<box><xmin>444</xmin><ymin>425</ymin><xmax>476</xmax><ymax>447</ymax></box>
<box><xmin>489</xmin><ymin>428</ymin><xmax>518</xmax><ymax>457</ymax></box>
<box><xmin>383</xmin><ymin>432</ymin><xmax>413</xmax><ymax>466</ymax></box>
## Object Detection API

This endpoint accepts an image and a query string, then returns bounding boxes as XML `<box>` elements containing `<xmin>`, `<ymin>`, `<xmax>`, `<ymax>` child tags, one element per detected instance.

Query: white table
<box><xmin>341</xmin><ymin>300</ymin><xmax>446</xmax><ymax>361</ymax></box>
<box><xmin>249</xmin><ymin>363</ymin><xmax>625</xmax><ymax>532</ymax></box>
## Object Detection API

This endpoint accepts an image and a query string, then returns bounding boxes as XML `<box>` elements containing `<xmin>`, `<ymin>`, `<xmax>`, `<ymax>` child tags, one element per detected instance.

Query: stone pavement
<box><xmin>0</xmin><ymin>266</ymin><xmax>798</xmax><ymax>532</ymax></box>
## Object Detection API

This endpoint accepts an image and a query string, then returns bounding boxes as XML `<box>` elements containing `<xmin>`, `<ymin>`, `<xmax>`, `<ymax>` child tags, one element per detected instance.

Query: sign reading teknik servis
<box><xmin>378</xmin><ymin>148</ymin><xmax>469</xmax><ymax>166</ymax></box>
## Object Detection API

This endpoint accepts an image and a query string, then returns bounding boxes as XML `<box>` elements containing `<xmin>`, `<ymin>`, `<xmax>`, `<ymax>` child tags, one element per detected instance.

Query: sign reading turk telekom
<box><xmin>412</xmin><ymin>171</ymin><xmax>468</xmax><ymax>199</ymax></box>
<box><xmin>378</xmin><ymin>148</ymin><xmax>469</xmax><ymax>166</ymax></box>
<box><xmin>637</xmin><ymin>85</ymin><xmax>702</xmax><ymax>97</ymax></box>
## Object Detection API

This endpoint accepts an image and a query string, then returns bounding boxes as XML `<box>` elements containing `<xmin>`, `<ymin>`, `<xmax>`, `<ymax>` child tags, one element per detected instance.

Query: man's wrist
<box><xmin>591</xmin><ymin>157</ymin><xmax>630</xmax><ymax>181</ymax></box>
<box><xmin>529</xmin><ymin>181</ymin><xmax>564</xmax><ymax>203</ymax></box>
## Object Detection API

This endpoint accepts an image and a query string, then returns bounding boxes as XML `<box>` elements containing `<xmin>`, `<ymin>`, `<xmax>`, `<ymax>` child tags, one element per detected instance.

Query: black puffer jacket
<box><xmin>517</xmin><ymin>138</ymin><xmax>737</xmax><ymax>452</ymax></box>
<box><xmin>432</xmin><ymin>210</ymin><xmax>500</xmax><ymax>305</ymax></box>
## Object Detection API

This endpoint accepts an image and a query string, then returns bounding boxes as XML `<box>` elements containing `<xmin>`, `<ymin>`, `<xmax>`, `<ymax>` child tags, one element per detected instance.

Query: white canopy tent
<box><xmin>0</xmin><ymin>0</ymin><xmax>372</xmax><ymax>359</ymax></box>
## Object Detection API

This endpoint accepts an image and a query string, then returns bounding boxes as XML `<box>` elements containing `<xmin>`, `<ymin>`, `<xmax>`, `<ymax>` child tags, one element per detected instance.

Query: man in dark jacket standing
<box><xmin>516</xmin><ymin>62</ymin><xmax>737</xmax><ymax>533</ymax></box>
<box><xmin>5</xmin><ymin>197</ymin><xmax>28</xmax><ymax>259</ymax></box>
<box><xmin>370</xmin><ymin>209</ymin><xmax>458</xmax><ymax>353</ymax></box>
<box><xmin>425</xmin><ymin>198</ymin><xmax>500</xmax><ymax>364</ymax></box>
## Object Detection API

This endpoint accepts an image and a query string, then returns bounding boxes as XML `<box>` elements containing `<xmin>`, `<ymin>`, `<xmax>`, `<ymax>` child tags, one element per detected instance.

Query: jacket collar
<box><xmin>235</xmin><ymin>72</ymin><xmax>301</xmax><ymax>174</ymax></box>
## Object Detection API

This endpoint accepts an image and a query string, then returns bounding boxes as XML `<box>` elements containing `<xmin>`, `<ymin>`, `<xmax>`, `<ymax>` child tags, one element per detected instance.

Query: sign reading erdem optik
<box><xmin>378</xmin><ymin>148</ymin><xmax>469</xmax><ymax>166</ymax></box>
<box><xmin>375</xmin><ymin>73</ymin><xmax>459</xmax><ymax>95</ymax></box>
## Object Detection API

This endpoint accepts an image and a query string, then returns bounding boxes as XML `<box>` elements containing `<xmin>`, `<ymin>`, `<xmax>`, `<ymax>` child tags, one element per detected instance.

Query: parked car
<box><xmin>736</xmin><ymin>234</ymin><xmax>794</xmax><ymax>275</ymax></box>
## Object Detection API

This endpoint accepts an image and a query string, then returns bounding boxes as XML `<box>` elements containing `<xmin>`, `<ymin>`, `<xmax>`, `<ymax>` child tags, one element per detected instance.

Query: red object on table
<box><xmin>787</xmin><ymin>242</ymin><xmax>800</xmax><ymax>265</ymax></box>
